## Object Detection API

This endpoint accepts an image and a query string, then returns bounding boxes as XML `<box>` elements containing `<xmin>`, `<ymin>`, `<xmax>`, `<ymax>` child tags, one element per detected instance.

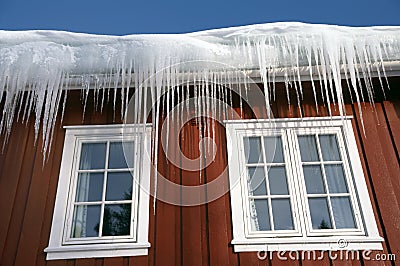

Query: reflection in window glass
<box><xmin>325</xmin><ymin>165</ymin><xmax>348</xmax><ymax>193</ymax></box>
<box><xmin>331</xmin><ymin>197</ymin><xmax>356</xmax><ymax>229</ymax></box>
<box><xmin>109</xmin><ymin>141</ymin><xmax>135</xmax><ymax>169</ymax></box>
<box><xmin>71</xmin><ymin>205</ymin><xmax>101</xmax><ymax>238</ymax></box>
<box><xmin>248</xmin><ymin>167</ymin><xmax>267</xmax><ymax>196</ymax></box>
<box><xmin>75</xmin><ymin>173</ymin><xmax>104</xmax><ymax>202</ymax></box>
<box><xmin>303</xmin><ymin>165</ymin><xmax>325</xmax><ymax>194</ymax></box>
<box><xmin>79</xmin><ymin>143</ymin><xmax>107</xmax><ymax>170</ymax></box>
<box><xmin>309</xmin><ymin>198</ymin><xmax>332</xmax><ymax>229</ymax></box>
<box><xmin>106</xmin><ymin>172</ymin><xmax>133</xmax><ymax>201</ymax></box>
<box><xmin>298</xmin><ymin>136</ymin><xmax>319</xmax><ymax>162</ymax></box>
<box><xmin>319</xmin><ymin>134</ymin><xmax>341</xmax><ymax>161</ymax></box>
<box><xmin>102</xmin><ymin>204</ymin><xmax>132</xmax><ymax>236</ymax></box>
<box><xmin>268</xmin><ymin>166</ymin><xmax>289</xmax><ymax>195</ymax></box>
<box><xmin>264</xmin><ymin>137</ymin><xmax>284</xmax><ymax>163</ymax></box>
<box><xmin>244</xmin><ymin>137</ymin><xmax>262</xmax><ymax>163</ymax></box>
<box><xmin>252</xmin><ymin>199</ymin><xmax>271</xmax><ymax>231</ymax></box>
<box><xmin>272</xmin><ymin>199</ymin><xmax>294</xmax><ymax>230</ymax></box>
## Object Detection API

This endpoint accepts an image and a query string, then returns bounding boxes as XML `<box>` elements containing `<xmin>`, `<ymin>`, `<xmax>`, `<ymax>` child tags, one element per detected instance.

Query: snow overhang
<box><xmin>1</xmin><ymin>22</ymin><xmax>400</xmax><ymax>155</ymax></box>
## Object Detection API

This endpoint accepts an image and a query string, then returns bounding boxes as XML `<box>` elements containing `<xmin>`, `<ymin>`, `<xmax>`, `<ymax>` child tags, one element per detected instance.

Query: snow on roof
<box><xmin>1</xmin><ymin>22</ymin><xmax>400</xmax><ymax>157</ymax></box>
<box><xmin>1</xmin><ymin>22</ymin><xmax>400</xmax><ymax>75</ymax></box>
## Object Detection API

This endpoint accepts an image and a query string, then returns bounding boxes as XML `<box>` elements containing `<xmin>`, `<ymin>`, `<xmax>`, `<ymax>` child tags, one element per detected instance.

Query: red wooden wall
<box><xmin>0</xmin><ymin>78</ymin><xmax>399</xmax><ymax>266</ymax></box>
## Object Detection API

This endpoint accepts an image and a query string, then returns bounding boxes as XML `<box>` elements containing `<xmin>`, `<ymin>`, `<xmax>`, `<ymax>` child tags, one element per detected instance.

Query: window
<box><xmin>225</xmin><ymin>117</ymin><xmax>383</xmax><ymax>252</ymax></box>
<box><xmin>45</xmin><ymin>124</ymin><xmax>151</xmax><ymax>260</ymax></box>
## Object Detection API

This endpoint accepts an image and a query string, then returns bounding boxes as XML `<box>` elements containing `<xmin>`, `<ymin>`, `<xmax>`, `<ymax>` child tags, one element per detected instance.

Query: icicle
<box><xmin>211</xmin><ymin>72</ymin><xmax>216</xmax><ymax>160</ymax></box>
<box><xmin>228</xmin><ymin>71</ymin><xmax>234</xmax><ymax>120</ymax></box>
<box><xmin>0</xmin><ymin>23</ymin><xmax>399</xmax><ymax>213</ymax></box>
<box><xmin>305</xmin><ymin>41</ymin><xmax>319</xmax><ymax>113</ymax></box>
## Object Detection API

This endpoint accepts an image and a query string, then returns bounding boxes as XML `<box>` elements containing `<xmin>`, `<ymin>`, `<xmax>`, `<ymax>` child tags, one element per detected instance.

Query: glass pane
<box><xmin>248</xmin><ymin>167</ymin><xmax>267</xmax><ymax>196</ymax></box>
<box><xmin>243</xmin><ymin>137</ymin><xmax>262</xmax><ymax>163</ymax></box>
<box><xmin>272</xmin><ymin>199</ymin><xmax>294</xmax><ymax>230</ymax></box>
<box><xmin>298</xmin><ymin>135</ymin><xmax>319</xmax><ymax>162</ymax></box>
<box><xmin>331</xmin><ymin>197</ymin><xmax>356</xmax><ymax>229</ymax></box>
<box><xmin>309</xmin><ymin>197</ymin><xmax>332</xmax><ymax>229</ymax></box>
<box><xmin>79</xmin><ymin>143</ymin><xmax>107</xmax><ymax>170</ymax></box>
<box><xmin>109</xmin><ymin>141</ymin><xmax>135</xmax><ymax>169</ymax></box>
<box><xmin>106</xmin><ymin>172</ymin><xmax>133</xmax><ymax>201</ymax></box>
<box><xmin>264</xmin><ymin>136</ymin><xmax>284</xmax><ymax>163</ymax></box>
<box><xmin>268</xmin><ymin>166</ymin><xmax>289</xmax><ymax>195</ymax></box>
<box><xmin>319</xmin><ymin>134</ymin><xmax>341</xmax><ymax>161</ymax></box>
<box><xmin>303</xmin><ymin>165</ymin><xmax>325</xmax><ymax>194</ymax></box>
<box><xmin>251</xmin><ymin>199</ymin><xmax>271</xmax><ymax>231</ymax></box>
<box><xmin>76</xmin><ymin>173</ymin><xmax>104</xmax><ymax>202</ymax></box>
<box><xmin>102</xmin><ymin>204</ymin><xmax>131</xmax><ymax>236</ymax></box>
<box><xmin>325</xmin><ymin>164</ymin><xmax>348</xmax><ymax>193</ymax></box>
<box><xmin>71</xmin><ymin>205</ymin><xmax>101</xmax><ymax>238</ymax></box>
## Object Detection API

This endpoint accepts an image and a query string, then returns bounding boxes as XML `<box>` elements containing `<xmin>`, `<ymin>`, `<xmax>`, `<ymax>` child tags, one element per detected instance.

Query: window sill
<box><xmin>44</xmin><ymin>242</ymin><xmax>151</xmax><ymax>260</ymax></box>
<box><xmin>231</xmin><ymin>237</ymin><xmax>383</xmax><ymax>252</ymax></box>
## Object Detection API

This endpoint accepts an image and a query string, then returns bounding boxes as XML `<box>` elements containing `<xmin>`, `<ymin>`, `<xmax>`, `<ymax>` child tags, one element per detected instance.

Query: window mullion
<box><xmin>317</xmin><ymin>134</ymin><xmax>337</xmax><ymax>229</ymax></box>
<box><xmin>287</xmin><ymin>129</ymin><xmax>310</xmax><ymax>235</ymax></box>
<box><xmin>260</xmin><ymin>136</ymin><xmax>274</xmax><ymax>231</ymax></box>
<box><xmin>319</xmin><ymin>161</ymin><xmax>336</xmax><ymax>229</ymax></box>
<box><xmin>130</xmin><ymin>138</ymin><xmax>138</xmax><ymax>238</ymax></box>
<box><xmin>336</xmin><ymin>130</ymin><xmax>363</xmax><ymax>230</ymax></box>
<box><xmin>99</xmin><ymin>141</ymin><xmax>111</xmax><ymax>237</ymax></box>
<box><xmin>283</xmin><ymin>129</ymin><xmax>304</xmax><ymax>233</ymax></box>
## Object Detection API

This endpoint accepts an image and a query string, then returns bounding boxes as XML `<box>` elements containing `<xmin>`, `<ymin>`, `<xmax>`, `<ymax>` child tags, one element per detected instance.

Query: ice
<box><xmin>0</xmin><ymin>23</ymin><xmax>400</xmax><ymax>200</ymax></box>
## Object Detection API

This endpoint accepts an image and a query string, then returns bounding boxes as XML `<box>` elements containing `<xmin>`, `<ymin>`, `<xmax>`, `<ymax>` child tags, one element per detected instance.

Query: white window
<box><xmin>45</xmin><ymin>124</ymin><xmax>152</xmax><ymax>260</ymax></box>
<box><xmin>225</xmin><ymin>117</ymin><xmax>383</xmax><ymax>252</ymax></box>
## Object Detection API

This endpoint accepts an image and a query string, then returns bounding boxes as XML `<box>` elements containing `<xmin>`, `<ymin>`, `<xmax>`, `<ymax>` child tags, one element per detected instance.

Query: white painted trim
<box><xmin>231</xmin><ymin>236</ymin><xmax>383</xmax><ymax>245</ymax></box>
<box><xmin>224</xmin><ymin>116</ymin><xmax>353</xmax><ymax>125</ymax></box>
<box><xmin>45</xmin><ymin>242</ymin><xmax>150</xmax><ymax>260</ymax></box>
<box><xmin>45</xmin><ymin>124</ymin><xmax>152</xmax><ymax>260</ymax></box>
<box><xmin>61</xmin><ymin>61</ymin><xmax>400</xmax><ymax>90</ymax></box>
<box><xmin>225</xmin><ymin>117</ymin><xmax>383</xmax><ymax>252</ymax></box>
<box><xmin>233</xmin><ymin>242</ymin><xmax>383</xmax><ymax>252</ymax></box>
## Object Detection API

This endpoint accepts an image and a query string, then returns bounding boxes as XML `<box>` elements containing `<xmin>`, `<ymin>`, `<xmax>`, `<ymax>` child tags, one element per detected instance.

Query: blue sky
<box><xmin>1</xmin><ymin>0</ymin><xmax>400</xmax><ymax>35</ymax></box>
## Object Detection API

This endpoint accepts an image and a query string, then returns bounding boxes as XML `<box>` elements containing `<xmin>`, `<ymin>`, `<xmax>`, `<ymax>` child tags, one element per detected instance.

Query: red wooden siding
<box><xmin>0</xmin><ymin>78</ymin><xmax>399</xmax><ymax>266</ymax></box>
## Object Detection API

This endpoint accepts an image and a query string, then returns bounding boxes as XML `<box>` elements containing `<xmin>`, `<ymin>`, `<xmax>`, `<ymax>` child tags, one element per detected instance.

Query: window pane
<box><xmin>298</xmin><ymin>135</ymin><xmax>319</xmax><ymax>162</ymax></box>
<box><xmin>268</xmin><ymin>166</ymin><xmax>289</xmax><ymax>195</ymax></box>
<box><xmin>303</xmin><ymin>165</ymin><xmax>325</xmax><ymax>194</ymax></box>
<box><xmin>251</xmin><ymin>199</ymin><xmax>271</xmax><ymax>231</ymax></box>
<box><xmin>271</xmin><ymin>199</ymin><xmax>294</xmax><ymax>230</ymax></box>
<box><xmin>248</xmin><ymin>167</ymin><xmax>267</xmax><ymax>196</ymax></box>
<box><xmin>309</xmin><ymin>198</ymin><xmax>332</xmax><ymax>229</ymax></box>
<box><xmin>319</xmin><ymin>134</ymin><xmax>341</xmax><ymax>161</ymax></box>
<box><xmin>109</xmin><ymin>141</ymin><xmax>135</xmax><ymax>169</ymax></box>
<box><xmin>331</xmin><ymin>197</ymin><xmax>356</xmax><ymax>229</ymax></box>
<box><xmin>102</xmin><ymin>204</ymin><xmax>131</xmax><ymax>236</ymax></box>
<box><xmin>264</xmin><ymin>136</ymin><xmax>284</xmax><ymax>163</ymax></box>
<box><xmin>79</xmin><ymin>143</ymin><xmax>107</xmax><ymax>170</ymax></box>
<box><xmin>243</xmin><ymin>137</ymin><xmax>262</xmax><ymax>163</ymax></box>
<box><xmin>325</xmin><ymin>164</ymin><xmax>348</xmax><ymax>193</ymax></box>
<box><xmin>71</xmin><ymin>205</ymin><xmax>101</xmax><ymax>238</ymax></box>
<box><xmin>106</xmin><ymin>172</ymin><xmax>133</xmax><ymax>201</ymax></box>
<box><xmin>76</xmin><ymin>173</ymin><xmax>104</xmax><ymax>202</ymax></box>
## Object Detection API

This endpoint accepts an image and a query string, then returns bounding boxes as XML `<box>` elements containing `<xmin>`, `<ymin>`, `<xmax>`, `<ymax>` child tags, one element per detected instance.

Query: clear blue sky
<box><xmin>1</xmin><ymin>0</ymin><xmax>400</xmax><ymax>35</ymax></box>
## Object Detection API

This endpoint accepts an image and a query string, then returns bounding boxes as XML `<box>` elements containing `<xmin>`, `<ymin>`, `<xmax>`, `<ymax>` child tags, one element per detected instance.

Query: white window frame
<box><xmin>225</xmin><ymin>117</ymin><xmax>383</xmax><ymax>252</ymax></box>
<box><xmin>45</xmin><ymin>124</ymin><xmax>152</xmax><ymax>260</ymax></box>
<box><xmin>241</xmin><ymin>128</ymin><xmax>303</xmax><ymax>238</ymax></box>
